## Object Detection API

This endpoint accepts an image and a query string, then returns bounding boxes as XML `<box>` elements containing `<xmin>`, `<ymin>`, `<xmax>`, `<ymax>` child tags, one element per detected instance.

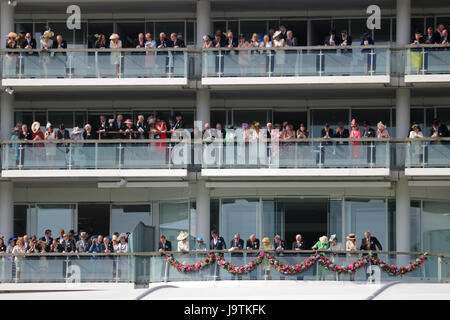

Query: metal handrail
<box><xmin>0</xmin><ymin>250</ymin><xmax>447</xmax><ymax>258</ymax></box>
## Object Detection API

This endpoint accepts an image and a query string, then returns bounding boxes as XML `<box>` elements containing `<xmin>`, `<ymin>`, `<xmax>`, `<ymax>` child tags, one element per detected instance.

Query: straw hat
<box><xmin>262</xmin><ymin>237</ymin><xmax>270</xmax><ymax>244</ymax></box>
<box><xmin>109</xmin><ymin>33</ymin><xmax>120</xmax><ymax>40</ymax></box>
<box><xmin>346</xmin><ymin>233</ymin><xmax>358</xmax><ymax>240</ymax></box>
<box><xmin>319</xmin><ymin>236</ymin><xmax>328</xmax><ymax>244</ymax></box>
<box><xmin>8</xmin><ymin>32</ymin><xmax>17</xmax><ymax>38</ymax></box>
<box><xmin>31</xmin><ymin>121</ymin><xmax>41</xmax><ymax>133</ymax></box>
<box><xmin>42</xmin><ymin>30</ymin><xmax>54</xmax><ymax>39</ymax></box>
<box><xmin>176</xmin><ymin>231</ymin><xmax>189</xmax><ymax>241</ymax></box>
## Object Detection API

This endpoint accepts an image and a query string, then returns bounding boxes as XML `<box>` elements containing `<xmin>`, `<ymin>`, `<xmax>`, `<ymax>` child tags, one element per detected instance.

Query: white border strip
<box><xmin>2</xmin><ymin>78</ymin><xmax>187</xmax><ymax>87</ymax></box>
<box><xmin>206</xmin><ymin>181</ymin><xmax>391</xmax><ymax>188</ymax></box>
<box><xmin>405</xmin><ymin>168</ymin><xmax>450</xmax><ymax>176</ymax></box>
<box><xmin>1</xmin><ymin>169</ymin><xmax>187</xmax><ymax>178</ymax></box>
<box><xmin>98</xmin><ymin>181</ymin><xmax>189</xmax><ymax>188</ymax></box>
<box><xmin>202</xmin><ymin>75</ymin><xmax>390</xmax><ymax>86</ymax></box>
<box><xmin>405</xmin><ymin>74</ymin><xmax>450</xmax><ymax>83</ymax></box>
<box><xmin>201</xmin><ymin>168</ymin><xmax>390</xmax><ymax>177</ymax></box>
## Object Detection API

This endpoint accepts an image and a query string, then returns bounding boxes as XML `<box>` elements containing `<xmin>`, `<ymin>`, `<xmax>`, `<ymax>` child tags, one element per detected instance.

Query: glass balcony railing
<box><xmin>0</xmin><ymin>251</ymin><xmax>447</xmax><ymax>284</ymax></box>
<box><xmin>405</xmin><ymin>45</ymin><xmax>450</xmax><ymax>75</ymax></box>
<box><xmin>1</xmin><ymin>48</ymin><xmax>188</xmax><ymax>79</ymax></box>
<box><xmin>0</xmin><ymin>140</ymin><xmax>187</xmax><ymax>170</ymax></box>
<box><xmin>406</xmin><ymin>139</ymin><xmax>450</xmax><ymax>168</ymax></box>
<box><xmin>202</xmin><ymin>46</ymin><xmax>390</xmax><ymax>78</ymax></box>
<box><xmin>201</xmin><ymin>139</ymin><xmax>391</xmax><ymax>169</ymax></box>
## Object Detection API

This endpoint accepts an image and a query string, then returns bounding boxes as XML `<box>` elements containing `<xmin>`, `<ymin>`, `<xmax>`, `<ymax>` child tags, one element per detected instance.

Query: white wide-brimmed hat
<box><xmin>176</xmin><ymin>231</ymin><xmax>189</xmax><ymax>241</ymax></box>
<box><xmin>109</xmin><ymin>33</ymin><xmax>120</xmax><ymax>40</ymax></box>
<box><xmin>42</xmin><ymin>30</ymin><xmax>54</xmax><ymax>38</ymax></box>
<box><xmin>72</xmin><ymin>126</ymin><xmax>81</xmax><ymax>135</ymax></box>
<box><xmin>273</xmin><ymin>31</ymin><xmax>282</xmax><ymax>39</ymax></box>
<box><xmin>31</xmin><ymin>121</ymin><xmax>41</xmax><ymax>133</ymax></box>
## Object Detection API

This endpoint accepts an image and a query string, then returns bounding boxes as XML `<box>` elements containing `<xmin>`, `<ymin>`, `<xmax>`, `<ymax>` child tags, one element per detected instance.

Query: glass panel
<box><xmin>344</xmin><ymin>199</ymin><xmax>387</xmax><ymax>250</ymax></box>
<box><xmin>411</xmin><ymin>108</ymin><xmax>425</xmax><ymax>131</ymax></box>
<box><xmin>159</xmin><ymin>202</ymin><xmax>189</xmax><ymax>247</ymax></box>
<box><xmin>36</xmin><ymin>204</ymin><xmax>74</xmax><ymax>239</ymax></box>
<box><xmin>211</xmin><ymin>110</ymin><xmax>227</xmax><ymax>127</ymax></box>
<box><xmin>221</xmin><ymin>199</ymin><xmax>260</xmax><ymax>246</ymax></box>
<box><xmin>422</xmin><ymin>201</ymin><xmax>450</xmax><ymax>253</ymax></box>
<box><xmin>411</xmin><ymin>200</ymin><xmax>421</xmax><ymax>252</ymax></box>
<box><xmin>213</xmin><ymin>21</ymin><xmax>226</xmax><ymax>35</ymax></box>
<box><xmin>411</xmin><ymin>18</ymin><xmax>425</xmax><ymax>35</ymax></box>
<box><xmin>374</xmin><ymin>19</ymin><xmax>392</xmax><ymax>44</ymax></box>
<box><xmin>210</xmin><ymin>199</ymin><xmax>220</xmax><ymax>233</ymax></box>
<box><xmin>75</xmin><ymin>111</ymin><xmax>87</xmax><ymax>129</ymax></box>
<box><xmin>14</xmin><ymin>205</ymin><xmax>27</xmax><ymax>237</ymax></box>
<box><xmin>239</xmin><ymin>21</ymin><xmax>266</xmax><ymax>41</ymax></box>
<box><xmin>280</xmin><ymin>20</ymin><xmax>307</xmax><ymax>46</ymax></box>
<box><xmin>388</xmin><ymin>199</ymin><xmax>396</xmax><ymax>251</ymax></box>
<box><xmin>273</xmin><ymin>111</ymin><xmax>307</xmax><ymax>131</ymax></box>
<box><xmin>155</xmin><ymin>22</ymin><xmax>184</xmax><ymax>39</ymax></box>
<box><xmin>189</xmin><ymin>201</ymin><xmax>197</xmax><ymax>249</ymax></box>
<box><xmin>351</xmin><ymin>109</ymin><xmax>391</xmax><ymax>133</ymax></box>
<box><xmin>262</xmin><ymin>200</ymin><xmax>281</xmax><ymax>241</ymax></box>
<box><xmin>328</xmin><ymin>200</ymin><xmax>342</xmax><ymax>244</ymax></box>
<box><xmin>48</xmin><ymin>22</ymin><xmax>74</xmax><ymax>45</ymax></box>
<box><xmin>436</xmin><ymin>108</ymin><xmax>450</xmax><ymax>131</ymax></box>
<box><xmin>111</xmin><ymin>204</ymin><xmax>151</xmax><ymax>235</ymax></box>
<box><xmin>350</xmin><ymin>19</ymin><xmax>368</xmax><ymax>43</ymax></box>
<box><xmin>16</xmin><ymin>23</ymin><xmax>33</xmax><ymax>35</ymax></box>
<box><xmin>233</xmin><ymin>110</ymin><xmax>268</xmax><ymax>127</ymax></box>
<box><xmin>186</xmin><ymin>21</ymin><xmax>195</xmax><ymax>45</ymax></box>
<box><xmin>311</xmin><ymin>109</ymin><xmax>349</xmax><ymax>138</ymax></box>
<box><xmin>14</xmin><ymin>111</ymin><xmax>33</xmax><ymax>129</ymax></box>
<box><xmin>77</xmin><ymin>204</ymin><xmax>110</xmax><ymax>237</ymax></box>
<box><xmin>48</xmin><ymin>111</ymin><xmax>74</xmax><ymax>129</ymax></box>
<box><xmin>87</xmin><ymin>22</ymin><xmax>114</xmax><ymax>48</ymax></box>
<box><xmin>310</xmin><ymin>20</ymin><xmax>331</xmax><ymax>45</ymax></box>
<box><xmin>117</xmin><ymin>22</ymin><xmax>146</xmax><ymax>48</ymax></box>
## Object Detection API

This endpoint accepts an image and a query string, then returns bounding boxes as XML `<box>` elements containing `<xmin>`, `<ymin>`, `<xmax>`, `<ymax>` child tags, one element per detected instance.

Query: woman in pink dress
<box><xmin>350</xmin><ymin>119</ymin><xmax>362</xmax><ymax>160</ymax></box>
<box><xmin>155</xmin><ymin>119</ymin><xmax>168</xmax><ymax>157</ymax></box>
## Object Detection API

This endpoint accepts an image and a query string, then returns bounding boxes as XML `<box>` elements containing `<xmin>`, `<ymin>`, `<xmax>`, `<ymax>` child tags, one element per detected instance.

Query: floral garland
<box><xmin>164</xmin><ymin>252</ymin><xmax>428</xmax><ymax>276</ymax></box>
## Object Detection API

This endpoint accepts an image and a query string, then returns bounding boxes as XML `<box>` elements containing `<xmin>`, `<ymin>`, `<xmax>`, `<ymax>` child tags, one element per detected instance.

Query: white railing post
<box><xmin>370</xmin><ymin>49</ymin><xmax>374</xmax><ymax>76</ymax></box>
<box><xmin>319</xmin><ymin>49</ymin><xmax>323</xmax><ymax>76</ymax></box>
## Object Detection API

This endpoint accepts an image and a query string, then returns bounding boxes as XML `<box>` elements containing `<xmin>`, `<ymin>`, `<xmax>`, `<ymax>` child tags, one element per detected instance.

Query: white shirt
<box><xmin>177</xmin><ymin>241</ymin><xmax>189</xmax><ymax>252</ymax></box>
<box><xmin>409</xmin><ymin>131</ymin><xmax>424</xmax><ymax>139</ymax></box>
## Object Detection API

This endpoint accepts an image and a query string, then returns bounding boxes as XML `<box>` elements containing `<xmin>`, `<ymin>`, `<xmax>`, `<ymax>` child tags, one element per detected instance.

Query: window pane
<box><xmin>211</xmin><ymin>110</ymin><xmax>227</xmax><ymax>127</ymax></box>
<box><xmin>311</xmin><ymin>109</ymin><xmax>349</xmax><ymax>138</ymax></box>
<box><xmin>328</xmin><ymin>200</ymin><xmax>342</xmax><ymax>244</ymax></box>
<box><xmin>221</xmin><ymin>199</ymin><xmax>260</xmax><ymax>245</ymax></box>
<box><xmin>213</xmin><ymin>21</ymin><xmax>226</xmax><ymax>35</ymax></box>
<box><xmin>159</xmin><ymin>202</ymin><xmax>189</xmax><ymax>246</ymax></box>
<box><xmin>117</xmin><ymin>22</ymin><xmax>145</xmax><ymax>48</ymax></box>
<box><xmin>145</xmin><ymin>22</ymin><xmax>155</xmax><ymax>36</ymax></box>
<box><xmin>186</xmin><ymin>21</ymin><xmax>195</xmax><ymax>45</ymax></box>
<box><xmin>111</xmin><ymin>204</ymin><xmax>151</xmax><ymax>235</ymax></box>
<box><xmin>48</xmin><ymin>22</ymin><xmax>74</xmax><ymax>45</ymax></box>
<box><xmin>74</xmin><ymin>22</ymin><xmax>88</xmax><ymax>46</ymax></box>
<box><xmin>280</xmin><ymin>20</ymin><xmax>307</xmax><ymax>46</ymax></box>
<box><xmin>37</xmin><ymin>204</ymin><xmax>73</xmax><ymax>239</ymax></box>
<box><xmin>75</xmin><ymin>111</ymin><xmax>87</xmax><ymax>129</ymax></box>
<box><xmin>332</xmin><ymin>19</ymin><xmax>349</xmax><ymax>35</ymax></box>
<box><xmin>14</xmin><ymin>205</ymin><xmax>27</xmax><ymax>237</ymax></box>
<box><xmin>273</xmin><ymin>111</ymin><xmax>307</xmax><ymax>131</ymax></box>
<box><xmin>155</xmin><ymin>22</ymin><xmax>184</xmax><ymax>39</ymax></box>
<box><xmin>344</xmin><ymin>199</ymin><xmax>387</xmax><ymax>249</ymax></box>
<box><xmin>311</xmin><ymin>20</ymin><xmax>332</xmax><ymax>45</ymax></box>
<box><xmin>210</xmin><ymin>199</ymin><xmax>220</xmax><ymax>233</ymax></box>
<box><xmin>436</xmin><ymin>108</ymin><xmax>450</xmax><ymax>131</ymax></box>
<box><xmin>411</xmin><ymin>18</ymin><xmax>425</xmax><ymax>35</ymax></box>
<box><xmin>350</xmin><ymin>19</ymin><xmax>368</xmax><ymax>43</ymax></box>
<box><xmin>34</xmin><ymin>112</ymin><xmax>47</xmax><ymax>127</ymax></box>
<box><xmin>189</xmin><ymin>201</ymin><xmax>197</xmax><ymax>249</ymax></box>
<box><xmin>240</xmin><ymin>20</ymin><xmax>266</xmax><ymax>41</ymax></box>
<box><xmin>16</xmin><ymin>23</ymin><xmax>33</xmax><ymax>35</ymax></box>
<box><xmin>411</xmin><ymin>108</ymin><xmax>424</xmax><ymax>130</ymax></box>
<box><xmin>228</xmin><ymin>21</ymin><xmax>238</xmax><ymax>35</ymax></box>
<box><xmin>14</xmin><ymin>111</ymin><xmax>33</xmax><ymax>128</ymax></box>
<box><xmin>78</xmin><ymin>204</ymin><xmax>110</xmax><ymax>237</ymax></box>
<box><xmin>88</xmin><ymin>22</ymin><xmax>114</xmax><ymax>48</ymax></box>
<box><xmin>233</xmin><ymin>110</ymin><xmax>268</xmax><ymax>127</ymax></box>
<box><xmin>411</xmin><ymin>200</ymin><xmax>421</xmax><ymax>252</ymax></box>
<box><xmin>351</xmin><ymin>108</ymin><xmax>391</xmax><ymax>132</ymax></box>
<box><xmin>374</xmin><ymin>19</ymin><xmax>391</xmax><ymax>43</ymax></box>
<box><xmin>48</xmin><ymin>111</ymin><xmax>74</xmax><ymax>129</ymax></box>
<box><xmin>422</xmin><ymin>201</ymin><xmax>450</xmax><ymax>253</ymax></box>
<box><xmin>262</xmin><ymin>200</ymin><xmax>282</xmax><ymax>241</ymax></box>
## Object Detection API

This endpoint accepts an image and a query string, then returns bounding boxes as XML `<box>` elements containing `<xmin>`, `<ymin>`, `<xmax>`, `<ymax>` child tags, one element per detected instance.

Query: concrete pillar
<box><xmin>196</xmin><ymin>0</ymin><xmax>211</xmax><ymax>48</ymax></box>
<box><xmin>1</xmin><ymin>91</ymin><xmax>15</xmax><ymax>140</ymax></box>
<box><xmin>396</xmin><ymin>88</ymin><xmax>410</xmax><ymax>138</ymax></box>
<box><xmin>1</xmin><ymin>0</ymin><xmax>16</xmax><ymax>50</ymax></box>
<box><xmin>396</xmin><ymin>176</ymin><xmax>411</xmax><ymax>253</ymax></box>
<box><xmin>396</xmin><ymin>0</ymin><xmax>411</xmax><ymax>45</ymax></box>
<box><xmin>196</xmin><ymin>88</ymin><xmax>210</xmax><ymax>126</ymax></box>
<box><xmin>196</xmin><ymin>181</ymin><xmax>210</xmax><ymax>245</ymax></box>
<box><xmin>0</xmin><ymin>181</ymin><xmax>14</xmax><ymax>239</ymax></box>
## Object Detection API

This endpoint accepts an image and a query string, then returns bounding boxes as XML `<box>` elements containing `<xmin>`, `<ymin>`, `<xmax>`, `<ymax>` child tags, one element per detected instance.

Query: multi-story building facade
<box><xmin>1</xmin><ymin>0</ymin><xmax>450</xmax><ymax>257</ymax></box>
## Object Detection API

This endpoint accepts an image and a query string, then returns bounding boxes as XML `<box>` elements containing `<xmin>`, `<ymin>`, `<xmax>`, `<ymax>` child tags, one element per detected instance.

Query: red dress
<box><xmin>155</xmin><ymin>122</ymin><xmax>167</xmax><ymax>148</ymax></box>
<box><xmin>350</xmin><ymin>129</ymin><xmax>361</xmax><ymax>159</ymax></box>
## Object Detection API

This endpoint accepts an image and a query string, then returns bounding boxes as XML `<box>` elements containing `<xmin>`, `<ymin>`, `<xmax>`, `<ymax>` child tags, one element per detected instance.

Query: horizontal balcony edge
<box><xmin>2</xmin><ymin>77</ymin><xmax>188</xmax><ymax>87</ymax></box>
<box><xmin>405</xmin><ymin>168</ymin><xmax>450</xmax><ymax>176</ymax></box>
<box><xmin>405</xmin><ymin>74</ymin><xmax>450</xmax><ymax>84</ymax></box>
<box><xmin>201</xmin><ymin>168</ymin><xmax>390</xmax><ymax>177</ymax></box>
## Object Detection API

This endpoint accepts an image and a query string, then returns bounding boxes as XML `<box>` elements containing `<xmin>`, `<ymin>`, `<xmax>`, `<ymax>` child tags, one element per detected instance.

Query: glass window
<box><xmin>311</xmin><ymin>109</ymin><xmax>349</xmax><ymax>138</ymax></box>
<box><xmin>332</xmin><ymin>19</ymin><xmax>349</xmax><ymax>35</ymax></box>
<box><xmin>350</xmin><ymin>19</ymin><xmax>368</xmax><ymax>43</ymax></box>
<box><xmin>16</xmin><ymin>23</ymin><xmax>33</xmax><ymax>35</ymax></box>
<box><xmin>48</xmin><ymin>22</ymin><xmax>74</xmax><ymax>45</ymax></box>
<box><xmin>221</xmin><ymin>199</ymin><xmax>260</xmax><ymax>246</ymax></box>
<box><xmin>78</xmin><ymin>204</ymin><xmax>110</xmax><ymax>237</ymax></box>
<box><xmin>436</xmin><ymin>108</ymin><xmax>450</xmax><ymax>131</ymax></box>
<box><xmin>310</xmin><ymin>20</ymin><xmax>331</xmax><ymax>45</ymax></box>
<box><xmin>410</xmin><ymin>201</ymin><xmax>421</xmax><ymax>252</ymax></box>
<box><xmin>273</xmin><ymin>111</ymin><xmax>307</xmax><ymax>131</ymax></box>
<box><xmin>74</xmin><ymin>22</ymin><xmax>88</xmax><ymax>46</ymax></box>
<box><xmin>344</xmin><ymin>198</ymin><xmax>387</xmax><ymax>249</ymax></box>
<box><xmin>117</xmin><ymin>22</ymin><xmax>146</xmax><ymax>48</ymax></box>
<box><xmin>155</xmin><ymin>22</ymin><xmax>184</xmax><ymax>39</ymax></box>
<box><xmin>388</xmin><ymin>199</ymin><xmax>396</xmax><ymax>251</ymax></box>
<box><xmin>411</xmin><ymin>18</ymin><xmax>425</xmax><ymax>35</ymax></box>
<box><xmin>211</xmin><ymin>110</ymin><xmax>227</xmax><ymax>128</ymax></box>
<box><xmin>422</xmin><ymin>201</ymin><xmax>450</xmax><ymax>253</ymax></box>
<box><xmin>186</xmin><ymin>21</ymin><xmax>195</xmax><ymax>45</ymax></box>
<box><xmin>145</xmin><ymin>22</ymin><xmax>155</xmax><ymax>36</ymax></box>
<box><xmin>280</xmin><ymin>20</ymin><xmax>307</xmax><ymax>46</ymax></box>
<box><xmin>14</xmin><ymin>111</ymin><xmax>33</xmax><ymax>128</ymax></box>
<box><xmin>262</xmin><ymin>200</ymin><xmax>282</xmax><ymax>242</ymax></box>
<box><xmin>411</xmin><ymin>108</ymin><xmax>424</xmax><ymax>129</ymax></box>
<box><xmin>34</xmin><ymin>112</ymin><xmax>47</xmax><ymax>127</ymax></box>
<box><xmin>189</xmin><ymin>201</ymin><xmax>197</xmax><ymax>249</ymax></box>
<box><xmin>155</xmin><ymin>110</ymin><xmax>172</xmax><ymax>123</ymax></box>
<box><xmin>436</xmin><ymin>17</ymin><xmax>450</xmax><ymax>29</ymax></box>
<box><xmin>75</xmin><ymin>111</ymin><xmax>87</xmax><ymax>129</ymax></box>
<box><xmin>227</xmin><ymin>21</ymin><xmax>239</xmax><ymax>35</ymax></box>
<box><xmin>210</xmin><ymin>199</ymin><xmax>220</xmax><ymax>233</ymax></box>
<box><xmin>14</xmin><ymin>205</ymin><xmax>28</xmax><ymax>237</ymax></box>
<box><xmin>111</xmin><ymin>204</ymin><xmax>151</xmax><ymax>235</ymax></box>
<box><xmin>240</xmin><ymin>20</ymin><xmax>266</xmax><ymax>41</ymax></box>
<box><xmin>351</xmin><ymin>109</ymin><xmax>391</xmax><ymax>131</ymax></box>
<box><xmin>233</xmin><ymin>110</ymin><xmax>269</xmax><ymax>127</ymax></box>
<box><xmin>88</xmin><ymin>22</ymin><xmax>114</xmax><ymax>48</ymax></box>
<box><xmin>177</xmin><ymin>111</ymin><xmax>194</xmax><ymax>129</ymax></box>
<box><xmin>36</xmin><ymin>204</ymin><xmax>74</xmax><ymax>239</ymax></box>
<box><xmin>34</xmin><ymin>23</ymin><xmax>48</xmax><ymax>47</ymax></box>
<box><xmin>159</xmin><ymin>202</ymin><xmax>189</xmax><ymax>246</ymax></box>
<box><xmin>374</xmin><ymin>19</ymin><xmax>392</xmax><ymax>44</ymax></box>
<box><xmin>328</xmin><ymin>200</ymin><xmax>342</xmax><ymax>244</ymax></box>
<box><xmin>426</xmin><ymin>108</ymin><xmax>435</xmax><ymax>135</ymax></box>
<box><xmin>48</xmin><ymin>111</ymin><xmax>74</xmax><ymax>129</ymax></box>
<box><xmin>213</xmin><ymin>21</ymin><xmax>226</xmax><ymax>35</ymax></box>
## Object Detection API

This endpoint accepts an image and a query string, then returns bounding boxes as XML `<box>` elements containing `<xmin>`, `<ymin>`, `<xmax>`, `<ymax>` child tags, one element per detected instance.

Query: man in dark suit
<box><xmin>359</xmin><ymin>231</ymin><xmax>382</xmax><ymax>253</ymax></box>
<box><xmin>169</xmin><ymin>32</ymin><xmax>184</xmax><ymax>48</ymax></box>
<box><xmin>425</xmin><ymin>27</ymin><xmax>442</xmax><ymax>44</ymax></box>
<box><xmin>158</xmin><ymin>235</ymin><xmax>172</xmax><ymax>252</ymax></box>
<box><xmin>229</xmin><ymin>233</ymin><xmax>245</xmax><ymax>250</ymax></box>
<box><xmin>292</xmin><ymin>234</ymin><xmax>305</xmax><ymax>250</ymax></box>
<box><xmin>340</xmin><ymin>30</ymin><xmax>353</xmax><ymax>53</ymax></box>
<box><xmin>362</xmin><ymin>121</ymin><xmax>376</xmax><ymax>138</ymax></box>
<box><xmin>176</xmin><ymin>33</ymin><xmax>186</xmax><ymax>48</ymax></box>
<box><xmin>134</xmin><ymin>33</ymin><xmax>146</xmax><ymax>49</ymax></box>
<box><xmin>325</xmin><ymin>29</ymin><xmax>340</xmax><ymax>46</ymax></box>
<box><xmin>39</xmin><ymin>229</ymin><xmax>53</xmax><ymax>252</ymax></box>
<box><xmin>75</xmin><ymin>232</ymin><xmax>89</xmax><ymax>253</ymax></box>
<box><xmin>273</xmin><ymin>235</ymin><xmax>285</xmax><ymax>254</ymax></box>
<box><xmin>333</xmin><ymin>122</ymin><xmax>350</xmax><ymax>140</ymax></box>
<box><xmin>156</xmin><ymin>32</ymin><xmax>171</xmax><ymax>49</ymax></box>
<box><xmin>210</xmin><ymin>230</ymin><xmax>226</xmax><ymax>250</ymax></box>
<box><xmin>286</xmin><ymin>30</ymin><xmax>298</xmax><ymax>47</ymax></box>
<box><xmin>108</xmin><ymin>114</ymin><xmax>126</xmax><ymax>139</ymax></box>
<box><xmin>61</xmin><ymin>233</ymin><xmax>76</xmax><ymax>253</ymax></box>
<box><xmin>246</xmin><ymin>234</ymin><xmax>260</xmax><ymax>251</ymax></box>
<box><xmin>430</xmin><ymin>118</ymin><xmax>449</xmax><ymax>138</ymax></box>
<box><xmin>172</xmin><ymin>113</ymin><xmax>184</xmax><ymax>130</ymax></box>
<box><xmin>21</xmin><ymin>33</ymin><xmax>37</xmax><ymax>51</ymax></box>
<box><xmin>97</xmin><ymin>115</ymin><xmax>110</xmax><ymax>139</ymax></box>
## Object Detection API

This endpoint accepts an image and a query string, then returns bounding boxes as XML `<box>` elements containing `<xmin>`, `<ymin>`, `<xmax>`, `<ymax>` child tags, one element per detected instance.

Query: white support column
<box><xmin>0</xmin><ymin>181</ymin><xmax>14</xmax><ymax>239</ymax></box>
<box><xmin>196</xmin><ymin>180</ymin><xmax>210</xmax><ymax>245</ymax></box>
<box><xmin>1</xmin><ymin>91</ymin><xmax>15</xmax><ymax>140</ymax></box>
<box><xmin>1</xmin><ymin>0</ymin><xmax>16</xmax><ymax>50</ymax></box>
<box><xmin>396</xmin><ymin>176</ymin><xmax>410</xmax><ymax>253</ymax></box>
<box><xmin>196</xmin><ymin>0</ymin><xmax>211</xmax><ymax>49</ymax></box>
<box><xmin>396</xmin><ymin>88</ymin><xmax>410</xmax><ymax>139</ymax></box>
<box><xmin>396</xmin><ymin>0</ymin><xmax>411</xmax><ymax>46</ymax></box>
<box><xmin>196</xmin><ymin>88</ymin><xmax>210</xmax><ymax>125</ymax></box>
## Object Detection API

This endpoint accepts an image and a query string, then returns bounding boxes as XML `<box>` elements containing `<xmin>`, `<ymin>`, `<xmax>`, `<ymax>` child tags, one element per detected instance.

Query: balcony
<box><xmin>201</xmin><ymin>46</ymin><xmax>391</xmax><ymax>88</ymax></box>
<box><xmin>405</xmin><ymin>45</ymin><xmax>450</xmax><ymax>85</ymax></box>
<box><xmin>0</xmin><ymin>140</ymin><xmax>188</xmax><ymax>179</ymax></box>
<box><xmin>405</xmin><ymin>138</ymin><xmax>450</xmax><ymax>179</ymax></box>
<box><xmin>1</xmin><ymin>48</ymin><xmax>188</xmax><ymax>91</ymax></box>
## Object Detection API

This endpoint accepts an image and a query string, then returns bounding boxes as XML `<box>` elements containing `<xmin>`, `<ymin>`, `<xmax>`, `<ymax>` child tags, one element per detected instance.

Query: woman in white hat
<box><xmin>5</xmin><ymin>32</ymin><xmax>19</xmax><ymax>76</ymax></box>
<box><xmin>272</xmin><ymin>30</ymin><xmax>286</xmax><ymax>75</ymax></box>
<box><xmin>176</xmin><ymin>231</ymin><xmax>190</xmax><ymax>252</ymax></box>
<box><xmin>40</xmin><ymin>30</ymin><xmax>54</xmax><ymax>77</ymax></box>
<box><xmin>44</xmin><ymin>122</ymin><xmax>57</xmax><ymax>166</ymax></box>
<box><xmin>109</xmin><ymin>33</ymin><xmax>122</xmax><ymax>77</ymax></box>
<box><xmin>345</xmin><ymin>233</ymin><xmax>359</xmax><ymax>281</ymax></box>
<box><xmin>31</xmin><ymin>121</ymin><xmax>44</xmax><ymax>166</ymax></box>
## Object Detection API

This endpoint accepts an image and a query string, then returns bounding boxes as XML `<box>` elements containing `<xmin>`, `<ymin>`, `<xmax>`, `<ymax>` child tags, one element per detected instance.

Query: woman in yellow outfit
<box><xmin>261</xmin><ymin>237</ymin><xmax>274</xmax><ymax>279</ymax></box>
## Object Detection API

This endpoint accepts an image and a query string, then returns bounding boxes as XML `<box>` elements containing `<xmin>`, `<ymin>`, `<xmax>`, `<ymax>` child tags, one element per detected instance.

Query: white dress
<box><xmin>272</xmin><ymin>38</ymin><xmax>285</xmax><ymax>67</ymax></box>
<box><xmin>177</xmin><ymin>241</ymin><xmax>190</xmax><ymax>252</ymax></box>
<box><xmin>110</xmin><ymin>40</ymin><xmax>122</xmax><ymax>65</ymax></box>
